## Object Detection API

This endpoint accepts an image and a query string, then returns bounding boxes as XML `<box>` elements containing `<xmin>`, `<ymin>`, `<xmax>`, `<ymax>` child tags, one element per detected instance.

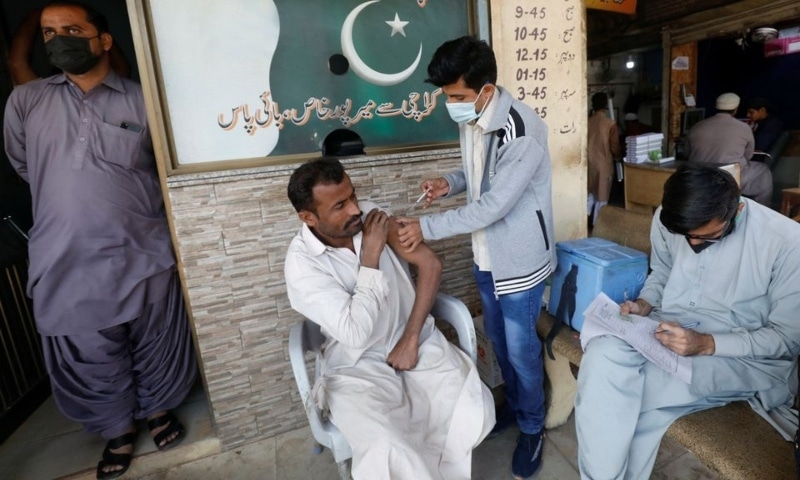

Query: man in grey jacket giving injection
<box><xmin>396</xmin><ymin>35</ymin><xmax>556</xmax><ymax>480</ymax></box>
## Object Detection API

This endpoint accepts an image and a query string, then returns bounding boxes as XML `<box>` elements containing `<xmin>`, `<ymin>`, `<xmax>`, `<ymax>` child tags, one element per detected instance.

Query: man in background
<box><xmin>622</xmin><ymin>94</ymin><xmax>654</xmax><ymax>138</ymax></box>
<box><xmin>4</xmin><ymin>3</ymin><xmax>195</xmax><ymax>478</ymax></box>
<box><xmin>588</xmin><ymin>91</ymin><xmax>621</xmax><ymax>224</ymax></box>
<box><xmin>686</xmin><ymin>92</ymin><xmax>772</xmax><ymax>205</ymax></box>
<box><xmin>746</xmin><ymin>97</ymin><xmax>784</xmax><ymax>154</ymax></box>
<box><xmin>284</xmin><ymin>158</ymin><xmax>494</xmax><ymax>479</ymax></box>
<box><xmin>623</xmin><ymin>112</ymin><xmax>654</xmax><ymax>138</ymax></box>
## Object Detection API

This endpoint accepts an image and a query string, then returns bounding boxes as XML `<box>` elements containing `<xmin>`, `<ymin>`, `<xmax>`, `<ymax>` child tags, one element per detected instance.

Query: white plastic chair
<box><xmin>288</xmin><ymin>292</ymin><xmax>477</xmax><ymax>480</ymax></box>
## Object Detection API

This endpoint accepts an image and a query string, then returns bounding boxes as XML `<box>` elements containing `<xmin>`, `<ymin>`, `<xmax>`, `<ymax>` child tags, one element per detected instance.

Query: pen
<box><xmin>655</xmin><ymin>321</ymin><xmax>700</xmax><ymax>334</ymax></box>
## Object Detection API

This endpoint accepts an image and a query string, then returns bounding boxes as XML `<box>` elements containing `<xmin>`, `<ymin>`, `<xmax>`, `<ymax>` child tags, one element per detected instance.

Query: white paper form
<box><xmin>580</xmin><ymin>293</ymin><xmax>693</xmax><ymax>384</ymax></box>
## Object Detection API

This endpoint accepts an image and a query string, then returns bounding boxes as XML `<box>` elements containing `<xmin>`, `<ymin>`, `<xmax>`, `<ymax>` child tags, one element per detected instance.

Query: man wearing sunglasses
<box><xmin>575</xmin><ymin>164</ymin><xmax>800</xmax><ymax>479</ymax></box>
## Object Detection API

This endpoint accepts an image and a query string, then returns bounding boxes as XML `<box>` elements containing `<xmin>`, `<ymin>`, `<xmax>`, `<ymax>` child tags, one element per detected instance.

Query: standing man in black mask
<box><xmin>4</xmin><ymin>2</ymin><xmax>196</xmax><ymax>479</ymax></box>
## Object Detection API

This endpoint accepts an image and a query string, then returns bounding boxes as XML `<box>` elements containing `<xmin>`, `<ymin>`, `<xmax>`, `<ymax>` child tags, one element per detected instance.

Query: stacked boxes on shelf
<box><xmin>624</xmin><ymin>132</ymin><xmax>665</xmax><ymax>163</ymax></box>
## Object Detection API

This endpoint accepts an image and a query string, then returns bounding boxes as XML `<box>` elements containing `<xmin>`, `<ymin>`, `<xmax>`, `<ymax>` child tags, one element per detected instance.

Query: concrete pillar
<box><xmin>490</xmin><ymin>0</ymin><xmax>588</xmax><ymax>241</ymax></box>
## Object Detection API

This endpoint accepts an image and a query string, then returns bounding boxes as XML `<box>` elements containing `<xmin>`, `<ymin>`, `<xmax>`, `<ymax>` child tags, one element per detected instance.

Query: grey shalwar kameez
<box><xmin>686</xmin><ymin>113</ymin><xmax>772</xmax><ymax>205</ymax></box>
<box><xmin>575</xmin><ymin>199</ymin><xmax>800</xmax><ymax>479</ymax></box>
<box><xmin>3</xmin><ymin>72</ymin><xmax>196</xmax><ymax>439</ymax></box>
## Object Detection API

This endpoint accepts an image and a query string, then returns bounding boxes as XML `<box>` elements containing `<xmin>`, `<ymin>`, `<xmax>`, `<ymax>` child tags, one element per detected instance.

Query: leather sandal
<box><xmin>147</xmin><ymin>411</ymin><xmax>186</xmax><ymax>451</ymax></box>
<box><xmin>96</xmin><ymin>431</ymin><xmax>138</xmax><ymax>480</ymax></box>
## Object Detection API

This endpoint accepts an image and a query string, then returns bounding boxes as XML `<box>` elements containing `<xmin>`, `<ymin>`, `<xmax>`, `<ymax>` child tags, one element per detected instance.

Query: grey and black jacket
<box><xmin>420</xmin><ymin>86</ymin><xmax>556</xmax><ymax>296</ymax></box>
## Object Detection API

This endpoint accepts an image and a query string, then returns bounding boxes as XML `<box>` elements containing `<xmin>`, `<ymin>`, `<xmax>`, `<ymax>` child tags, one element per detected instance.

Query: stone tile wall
<box><xmin>166</xmin><ymin>149</ymin><xmax>481</xmax><ymax>449</ymax></box>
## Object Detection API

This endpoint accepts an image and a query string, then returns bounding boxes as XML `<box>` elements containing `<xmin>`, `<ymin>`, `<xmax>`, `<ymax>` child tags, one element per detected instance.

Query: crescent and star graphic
<box><xmin>341</xmin><ymin>0</ymin><xmax>422</xmax><ymax>86</ymax></box>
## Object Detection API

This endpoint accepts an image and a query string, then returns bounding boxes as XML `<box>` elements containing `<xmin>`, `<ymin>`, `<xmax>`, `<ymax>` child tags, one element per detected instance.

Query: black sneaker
<box><xmin>512</xmin><ymin>431</ymin><xmax>544</xmax><ymax>479</ymax></box>
<box><xmin>487</xmin><ymin>403</ymin><xmax>517</xmax><ymax>439</ymax></box>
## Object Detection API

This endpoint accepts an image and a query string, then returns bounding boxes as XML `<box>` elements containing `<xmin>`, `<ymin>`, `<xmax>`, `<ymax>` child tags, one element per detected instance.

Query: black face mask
<box><xmin>45</xmin><ymin>35</ymin><xmax>102</xmax><ymax>75</ymax></box>
<box><xmin>686</xmin><ymin>240</ymin><xmax>714</xmax><ymax>254</ymax></box>
<box><xmin>685</xmin><ymin>218</ymin><xmax>736</xmax><ymax>254</ymax></box>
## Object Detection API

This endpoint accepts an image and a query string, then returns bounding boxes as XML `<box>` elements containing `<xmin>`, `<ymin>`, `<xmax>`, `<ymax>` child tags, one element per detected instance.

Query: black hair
<box><xmin>747</xmin><ymin>97</ymin><xmax>771</xmax><ymax>112</ymax></box>
<box><xmin>45</xmin><ymin>1</ymin><xmax>109</xmax><ymax>34</ymax></box>
<box><xmin>660</xmin><ymin>164</ymin><xmax>740</xmax><ymax>234</ymax></box>
<box><xmin>287</xmin><ymin>158</ymin><xmax>346</xmax><ymax>213</ymax></box>
<box><xmin>591</xmin><ymin>92</ymin><xmax>608</xmax><ymax>111</ymax></box>
<box><xmin>425</xmin><ymin>36</ymin><xmax>497</xmax><ymax>92</ymax></box>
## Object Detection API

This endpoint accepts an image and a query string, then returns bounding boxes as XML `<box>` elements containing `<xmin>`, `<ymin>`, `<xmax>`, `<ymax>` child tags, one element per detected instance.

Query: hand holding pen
<box><xmin>654</xmin><ymin>320</ymin><xmax>715</xmax><ymax>356</ymax></box>
<box><xmin>654</xmin><ymin>321</ymin><xmax>699</xmax><ymax>335</ymax></box>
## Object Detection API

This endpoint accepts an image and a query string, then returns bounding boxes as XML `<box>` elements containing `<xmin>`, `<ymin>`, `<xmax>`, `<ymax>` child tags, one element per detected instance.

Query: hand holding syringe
<box><xmin>413</xmin><ymin>187</ymin><xmax>431</xmax><ymax>208</ymax></box>
<box><xmin>404</xmin><ymin>187</ymin><xmax>431</xmax><ymax>215</ymax></box>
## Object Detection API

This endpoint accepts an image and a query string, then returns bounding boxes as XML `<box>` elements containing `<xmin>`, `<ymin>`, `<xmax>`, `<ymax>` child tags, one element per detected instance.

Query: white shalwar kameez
<box><xmin>284</xmin><ymin>205</ymin><xmax>495</xmax><ymax>480</ymax></box>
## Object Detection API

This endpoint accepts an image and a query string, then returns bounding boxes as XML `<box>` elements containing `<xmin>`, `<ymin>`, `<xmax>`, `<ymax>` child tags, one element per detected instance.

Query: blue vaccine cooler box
<box><xmin>547</xmin><ymin>238</ymin><xmax>648</xmax><ymax>331</ymax></box>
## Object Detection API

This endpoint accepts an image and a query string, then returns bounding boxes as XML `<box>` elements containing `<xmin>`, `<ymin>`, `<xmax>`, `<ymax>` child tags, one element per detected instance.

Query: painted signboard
<box><xmin>145</xmin><ymin>0</ymin><xmax>472</xmax><ymax>166</ymax></box>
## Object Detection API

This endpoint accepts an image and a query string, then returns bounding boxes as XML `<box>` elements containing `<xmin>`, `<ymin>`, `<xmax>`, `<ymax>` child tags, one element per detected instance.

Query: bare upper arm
<box><xmin>387</xmin><ymin>216</ymin><xmax>442</xmax><ymax>269</ymax></box>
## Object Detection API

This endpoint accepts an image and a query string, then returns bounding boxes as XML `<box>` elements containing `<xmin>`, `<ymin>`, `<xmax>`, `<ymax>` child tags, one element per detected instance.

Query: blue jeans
<box><xmin>474</xmin><ymin>265</ymin><xmax>545</xmax><ymax>434</ymax></box>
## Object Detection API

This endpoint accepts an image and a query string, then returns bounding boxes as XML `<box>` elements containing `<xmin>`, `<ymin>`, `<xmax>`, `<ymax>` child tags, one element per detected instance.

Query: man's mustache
<box><xmin>345</xmin><ymin>212</ymin><xmax>363</xmax><ymax>228</ymax></box>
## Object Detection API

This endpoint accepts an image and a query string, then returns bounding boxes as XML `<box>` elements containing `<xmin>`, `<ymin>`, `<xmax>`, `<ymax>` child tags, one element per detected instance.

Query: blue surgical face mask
<box><xmin>445</xmin><ymin>86</ymin><xmax>487</xmax><ymax>124</ymax></box>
